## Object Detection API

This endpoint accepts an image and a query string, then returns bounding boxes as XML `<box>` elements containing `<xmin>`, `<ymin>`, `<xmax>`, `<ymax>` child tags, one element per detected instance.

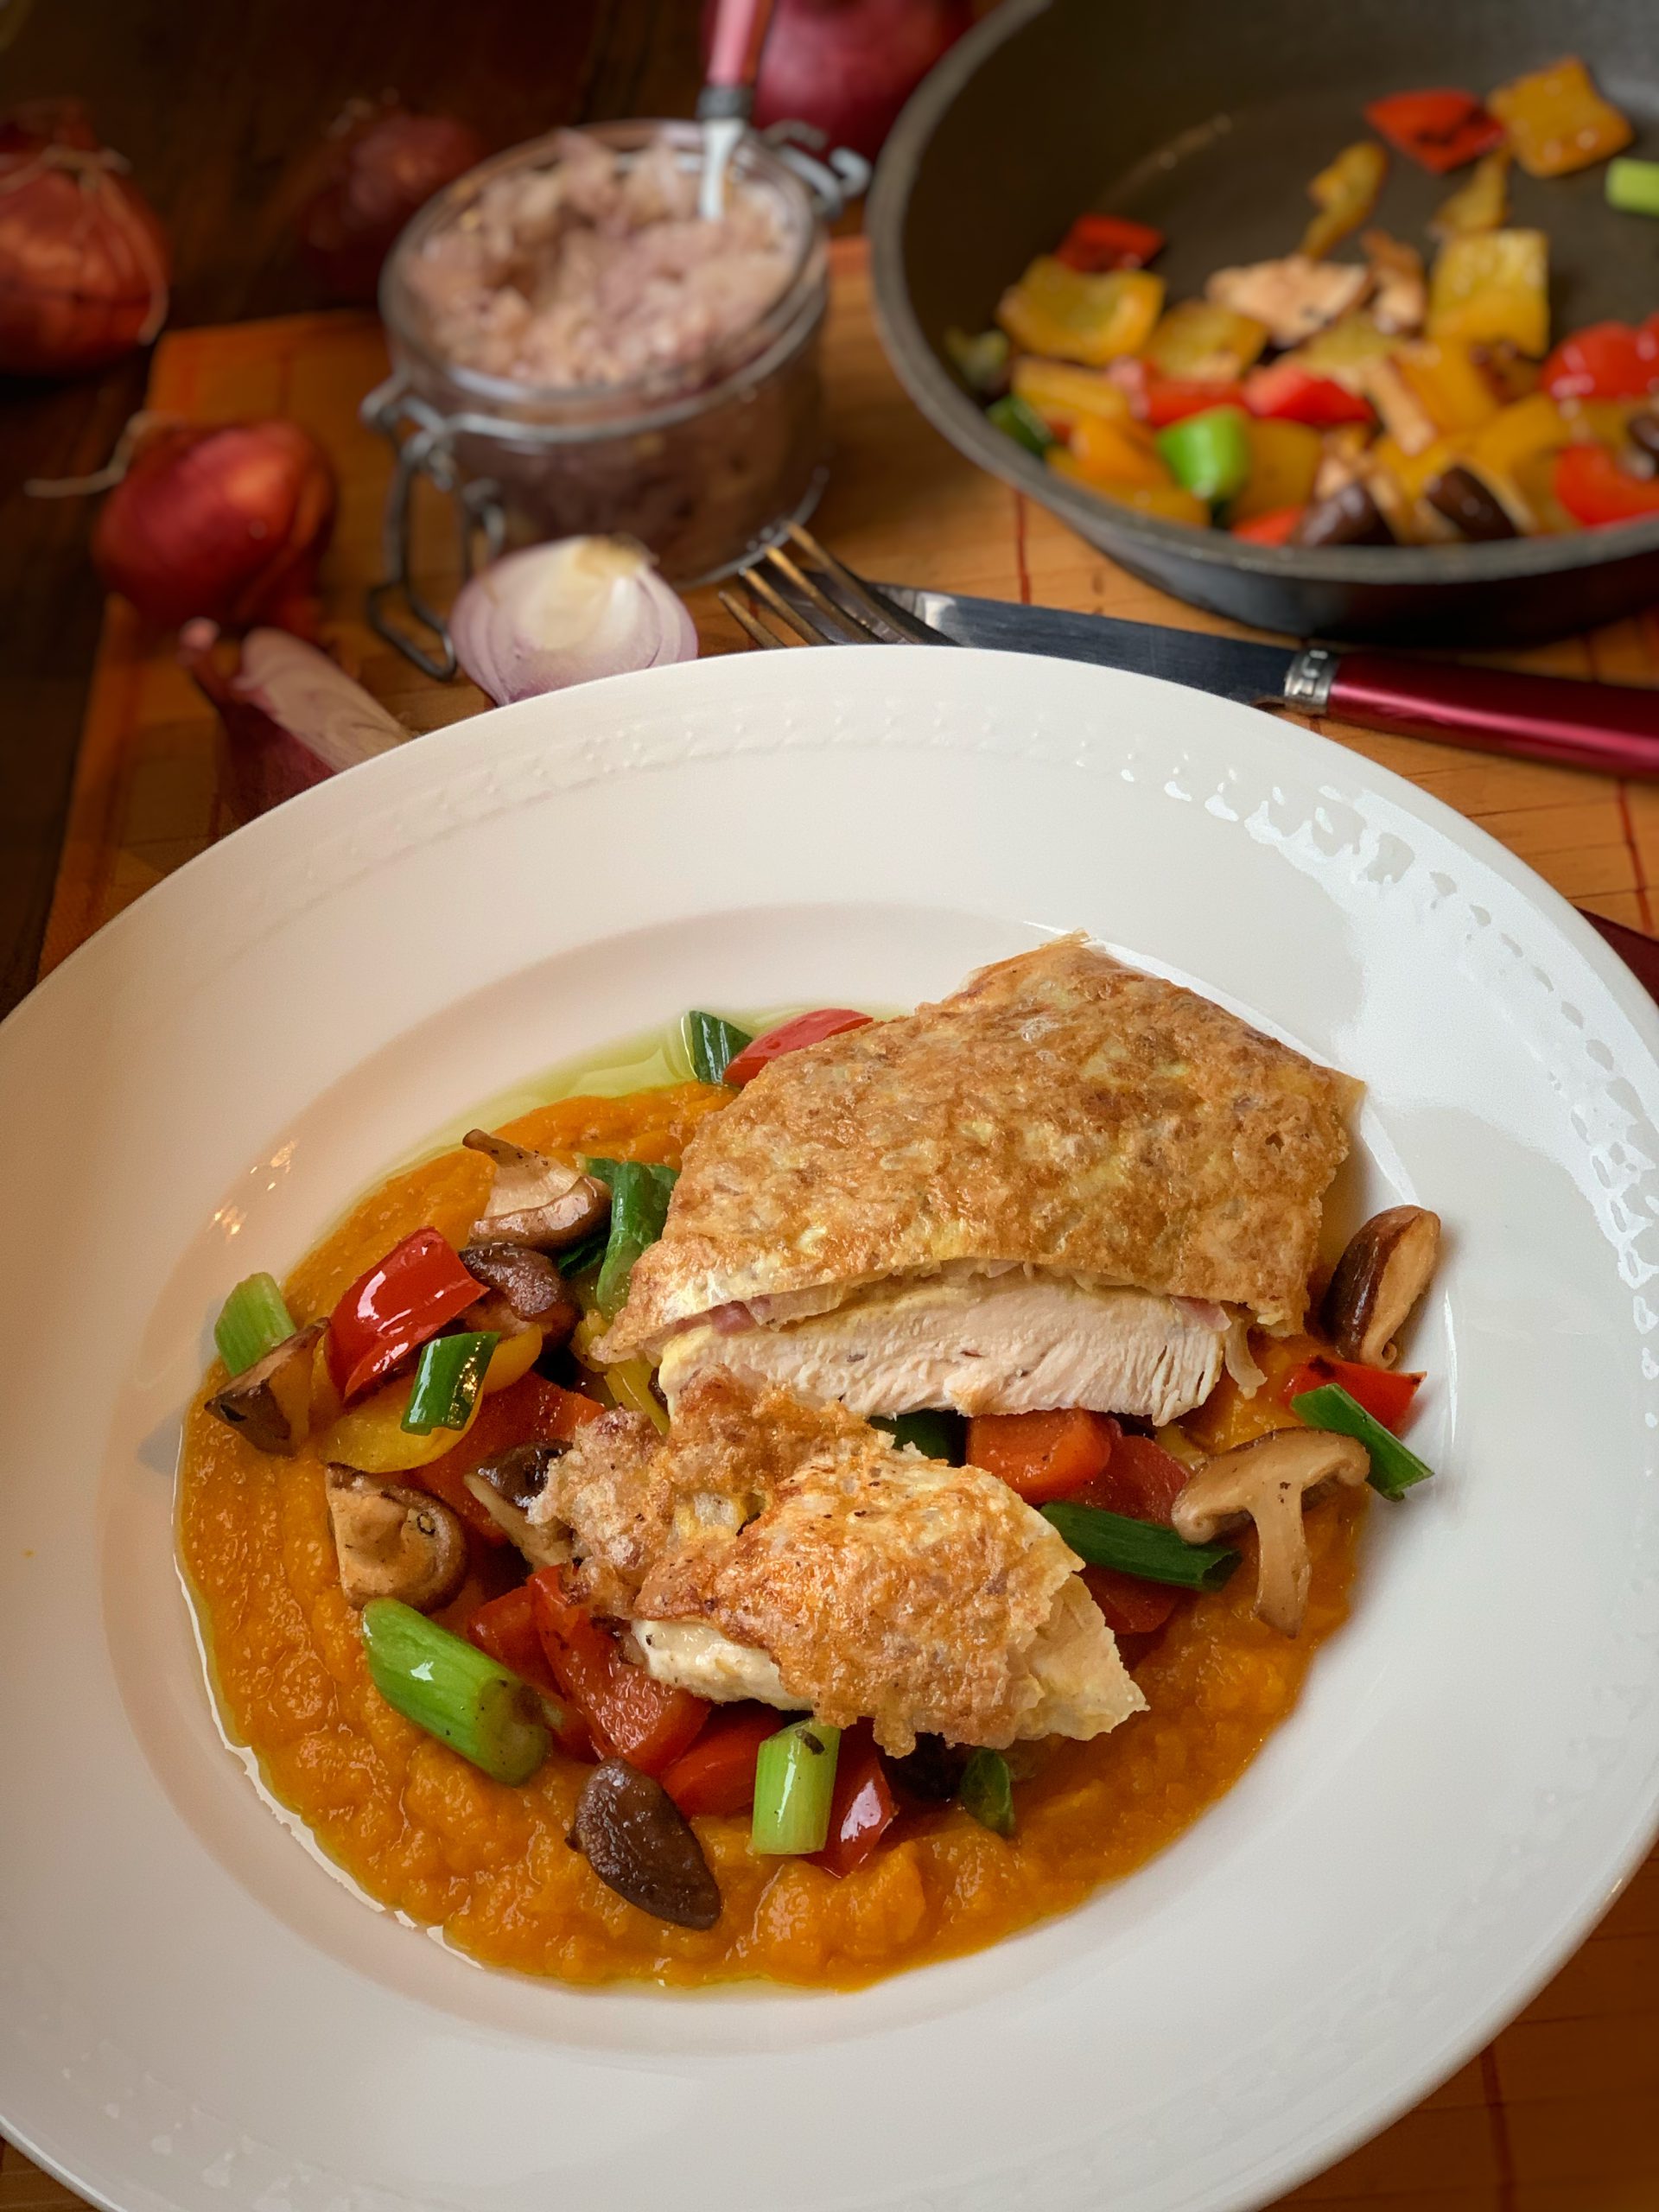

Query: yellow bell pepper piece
<box><xmin>1058</xmin><ymin>414</ymin><xmax>1168</xmax><ymax>490</ymax></box>
<box><xmin>1228</xmin><ymin>417</ymin><xmax>1322</xmax><ymax>524</ymax></box>
<box><xmin>997</xmin><ymin>257</ymin><xmax>1165</xmax><ymax>366</ymax></box>
<box><xmin>1370</xmin><ymin>432</ymin><xmax>1465</xmax><ymax>505</ymax></box>
<box><xmin>1427</xmin><ymin>230</ymin><xmax>1549</xmax><ymax>358</ymax></box>
<box><xmin>1009</xmin><ymin>356</ymin><xmax>1134</xmax><ymax>435</ymax></box>
<box><xmin>1046</xmin><ymin>458</ymin><xmax>1208</xmax><ymax>527</ymax></box>
<box><xmin>1395</xmin><ymin>340</ymin><xmax>1501</xmax><ymax>436</ymax></box>
<box><xmin>1488</xmin><ymin>57</ymin><xmax>1633</xmax><ymax>180</ymax></box>
<box><xmin>1431</xmin><ymin>149</ymin><xmax>1510</xmax><ymax>237</ymax></box>
<box><xmin>1465</xmin><ymin>391</ymin><xmax>1570</xmax><ymax>483</ymax></box>
<box><xmin>1301</xmin><ymin>141</ymin><xmax>1387</xmax><ymax>260</ymax></box>
<box><xmin>1508</xmin><ymin>447</ymin><xmax>1579</xmax><ymax>533</ymax></box>
<box><xmin>1143</xmin><ymin>300</ymin><xmax>1269</xmax><ymax>381</ymax></box>
<box><xmin>1286</xmin><ymin>311</ymin><xmax>1394</xmax><ymax>379</ymax></box>
<box><xmin>606</xmin><ymin>1357</ymin><xmax>671</xmax><ymax>1434</ymax></box>
<box><xmin>482</xmin><ymin>1325</ymin><xmax>544</xmax><ymax>1394</ymax></box>
<box><xmin>317</xmin><ymin>1323</ymin><xmax>543</xmax><ymax>1471</ymax></box>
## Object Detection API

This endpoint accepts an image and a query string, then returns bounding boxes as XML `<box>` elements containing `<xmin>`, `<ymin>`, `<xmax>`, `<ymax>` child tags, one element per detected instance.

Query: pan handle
<box><xmin>1315</xmin><ymin>649</ymin><xmax>1659</xmax><ymax>779</ymax></box>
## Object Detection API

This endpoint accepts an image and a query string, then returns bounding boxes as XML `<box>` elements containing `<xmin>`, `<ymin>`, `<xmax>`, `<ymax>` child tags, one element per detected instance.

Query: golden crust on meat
<box><xmin>533</xmin><ymin>1377</ymin><xmax>1141</xmax><ymax>1754</ymax></box>
<box><xmin>603</xmin><ymin>935</ymin><xmax>1357</xmax><ymax>1353</ymax></box>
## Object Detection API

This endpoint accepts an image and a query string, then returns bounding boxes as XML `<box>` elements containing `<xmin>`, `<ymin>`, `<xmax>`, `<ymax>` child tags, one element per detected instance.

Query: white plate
<box><xmin>3</xmin><ymin>646</ymin><xmax>1656</xmax><ymax>2212</ymax></box>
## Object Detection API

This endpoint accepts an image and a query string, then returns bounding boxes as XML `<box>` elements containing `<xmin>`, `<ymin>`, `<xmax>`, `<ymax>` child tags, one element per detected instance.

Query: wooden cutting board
<box><xmin>12</xmin><ymin>237</ymin><xmax>1657</xmax><ymax>2212</ymax></box>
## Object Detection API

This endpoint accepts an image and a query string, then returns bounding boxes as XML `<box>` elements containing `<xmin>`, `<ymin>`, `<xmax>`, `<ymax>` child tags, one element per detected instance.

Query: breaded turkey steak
<box><xmin>601</xmin><ymin>935</ymin><xmax>1357</xmax><ymax>1420</ymax></box>
<box><xmin>527</xmin><ymin>1377</ymin><xmax>1145</xmax><ymax>1756</ymax></box>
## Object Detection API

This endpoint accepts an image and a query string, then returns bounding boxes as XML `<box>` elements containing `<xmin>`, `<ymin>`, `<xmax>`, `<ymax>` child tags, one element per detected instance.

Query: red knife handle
<box><xmin>1311</xmin><ymin>648</ymin><xmax>1659</xmax><ymax>779</ymax></box>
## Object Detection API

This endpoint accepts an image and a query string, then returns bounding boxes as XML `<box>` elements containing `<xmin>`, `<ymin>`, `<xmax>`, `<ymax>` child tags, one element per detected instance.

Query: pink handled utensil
<box><xmin>697</xmin><ymin>0</ymin><xmax>779</xmax><ymax>217</ymax></box>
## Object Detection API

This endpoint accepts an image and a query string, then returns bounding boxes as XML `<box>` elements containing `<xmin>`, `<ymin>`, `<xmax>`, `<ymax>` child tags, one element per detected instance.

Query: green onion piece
<box><xmin>1290</xmin><ymin>1382</ymin><xmax>1436</xmax><ymax>1500</ymax></box>
<box><xmin>683</xmin><ymin>1010</ymin><xmax>753</xmax><ymax>1086</ymax></box>
<box><xmin>944</xmin><ymin>325</ymin><xmax>1011</xmax><ymax>398</ymax></box>
<box><xmin>1040</xmin><ymin>1500</ymin><xmax>1241</xmax><ymax>1590</ymax></box>
<box><xmin>752</xmin><ymin>1719</ymin><xmax>842</xmax><ymax>1854</ymax></box>
<box><xmin>401</xmin><ymin>1331</ymin><xmax>498</xmax><ymax>1435</ymax></box>
<box><xmin>586</xmin><ymin>1158</ymin><xmax>678</xmax><ymax>1319</ymax></box>
<box><xmin>360</xmin><ymin>1599</ymin><xmax>549</xmax><ymax>1784</ymax></box>
<box><xmin>213</xmin><ymin>1271</ymin><xmax>296</xmax><ymax>1376</ymax></box>
<box><xmin>959</xmin><ymin>1748</ymin><xmax>1015</xmax><ymax>1837</ymax></box>
<box><xmin>552</xmin><ymin>1224</ymin><xmax>610</xmax><ymax>1284</ymax></box>
<box><xmin>1156</xmin><ymin>404</ymin><xmax>1253</xmax><ymax>505</ymax></box>
<box><xmin>987</xmin><ymin>393</ymin><xmax>1057</xmax><ymax>457</ymax></box>
<box><xmin>1606</xmin><ymin>157</ymin><xmax>1659</xmax><ymax>217</ymax></box>
<box><xmin>871</xmin><ymin>1411</ymin><xmax>964</xmax><ymax>1463</ymax></box>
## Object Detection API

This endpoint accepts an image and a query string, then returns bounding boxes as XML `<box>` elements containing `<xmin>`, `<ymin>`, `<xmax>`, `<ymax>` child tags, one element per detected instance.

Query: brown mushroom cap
<box><xmin>207</xmin><ymin>1322</ymin><xmax>322</xmax><ymax>1456</ymax></box>
<box><xmin>325</xmin><ymin>1468</ymin><xmax>468</xmax><ymax>1611</ymax></box>
<box><xmin>1173</xmin><ymin>1429</ymin><xmax>1370</xmax><ymax>1636</ymax></box>
<box><xmin>568</xmin><ymin>1759</ymin><xmax>721</xmax><ymax>1929</ymax></box>
<box><xmin>463</xmin><ymin>1129</ymin><xmax>611</xmax><ymax>1250</ymax></box>
<box><xmin>463</xmin><ymin>1443</ymin><xmax>574</xmax><ymax>1568</ymax></box>
<box><xmin>1322</xmin><ymin>1205</ymin><xmax>1442</xmax><ymax>1367</ymax></box>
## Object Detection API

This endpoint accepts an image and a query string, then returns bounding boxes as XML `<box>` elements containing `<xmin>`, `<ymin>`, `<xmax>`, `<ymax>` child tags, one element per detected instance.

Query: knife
<box><xmin>881</xmin><ymin>585</ymin><xmax>1659</xmax><ymax>781</ymax></box>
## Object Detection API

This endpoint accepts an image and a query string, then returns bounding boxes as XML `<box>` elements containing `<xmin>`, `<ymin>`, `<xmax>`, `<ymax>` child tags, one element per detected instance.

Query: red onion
<box><xmin>703</xmin><ymin>0</ymin><xmax>974</xmax><ymax>163</ymax></box>
<box><xmin>297</xmin><ymin>97</ymin><xmax>486</xmax><ymax>303</ymax></box>
<box><xmin>0</xmin><ymin>98</ymin><xmax>168</xmax><ymax>376</ymax></box>
<box><xmin>181</xmin><ymin>620</ymin><xmax>407</xmax><ymax>821</ymax></box>
<box><xmin>92</xmin><ymin>419</ymin><xmax>336</xmax><ymax>635</ymax></box>
<box><xmin>449</xmin><ymin>538</ymin><xmax>698</xmax><ymax>706</ymax></box>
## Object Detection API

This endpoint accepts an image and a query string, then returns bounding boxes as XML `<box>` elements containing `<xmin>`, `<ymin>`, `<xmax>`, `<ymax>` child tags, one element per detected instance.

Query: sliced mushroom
<box><xmin>460</xmin><ymin>1241</ymin><xmax>579</xmax><ymax>1349</ymax></box>
<box><xmin>1205</xmin><ymin>253</ymin><xmax>1371</xmax><ymax>347</ymax></box>
<box><xmin>462</xmin><ymin>1129</ymin><xmax>611</xmax><ymax>1250</ymax></box>
<box><xmin>463</xmin><ymin>1442</ymin><xmax>573</xmax><ymax>1567</ymax></box>
<box><xmin>568</xmin><ymin>1758</ymin><xmax>722</xmax><ymax>1929</ymax></box>
<box><xmin>207</xmin><ymin>1322</ymin><xmax>322</xmax><ymax>1456</ymax></box>
<box><xmin>1361</xmin><ymin>232</ymin><xmax>1427</xmax><ymax>337</ymax></box>
<box><xmin>1425</xmin><ymin>465</ymin><xmax>1518</xmax><ymax>542</ymax></box>
<box><xmin>1322</xmin><ymin>1205</ymin><xmax>1442</xmax><ymax>1367</ymax></box>
<box><xmin>325</xmin><ymin>1467</ymin><xmax>468</xmax><ymax>1611</ymax></box>
<box><xmin>1172</xmin><ymin>1430</ymin><xmax>1370</xmax><ymax>1635</ymax></box>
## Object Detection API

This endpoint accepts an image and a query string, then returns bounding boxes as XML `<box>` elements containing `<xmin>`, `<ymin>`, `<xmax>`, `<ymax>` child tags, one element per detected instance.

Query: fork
<box><xmin>719</xmin><ymin>522</ymin><xmax>955</xmax><ymax>648</ymax></box>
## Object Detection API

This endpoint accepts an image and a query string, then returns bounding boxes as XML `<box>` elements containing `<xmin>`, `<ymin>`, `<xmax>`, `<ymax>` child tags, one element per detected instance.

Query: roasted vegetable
<box><xmin>1144</xmin><ymin>299</ymin><xmax>1268</xmax><ymax>382</ymax></box>
<box><xmin>1488</xmin><ymin>56</ymin><xmax>1632</xmax><ymax>180</ymax></box>
<box><xmin>1300</xmin><ymin>141</ymin><xmax>1387</xmax><ymax>259</ymax></box>
<box><xmin>1427</xmin><ymin>230</ymin><xmax>1549</xmax><ymax>358</ymax></box>
<box><xmin>996</xmin><ymin>257</ymin><xmax>1165</xmax><ymax>366</ymax></box>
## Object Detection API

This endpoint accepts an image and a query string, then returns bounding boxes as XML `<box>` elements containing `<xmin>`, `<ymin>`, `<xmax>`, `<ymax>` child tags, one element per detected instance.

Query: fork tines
<box><xmin>719</xmin><ymin>522</ymin><xmax>951</xmax><ymax>649</ymax></box>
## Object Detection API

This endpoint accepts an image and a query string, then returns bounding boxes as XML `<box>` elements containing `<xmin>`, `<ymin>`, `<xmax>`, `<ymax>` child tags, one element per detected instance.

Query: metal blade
<box><xmin>882</xmin><ymin>586</ymin><xmax>1297</xmax><ymax>709</ymax></box>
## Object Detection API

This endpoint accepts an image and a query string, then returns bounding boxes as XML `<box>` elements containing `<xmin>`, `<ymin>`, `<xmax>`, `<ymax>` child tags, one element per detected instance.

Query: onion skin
<box><xmin>450</xmin><ymin>537</ymin><xmax>699</xmax><ymax>705</ymax></box>
<box><xmin>702</xmin><ymin>0</ymin><xmax>974</xmax><ymax>163</ymax></box>
<box><xmin>0</xmin><ymin>98</ymin><xmax>169</xmax><ymax>377</ymax></box>
<box><xmin>298</xmin><ymin>99</ymin><xmax>486</xmax><ymax>304</ymax></box>
<box><xmin>92</xmin><ymin>420</ymin><xmax>337</xmax><ymax>636</ymax></box>
<box><xmin>181</xmin><ymin>620</ymin><xmax>406</xmax><ymax>821</ymax></box>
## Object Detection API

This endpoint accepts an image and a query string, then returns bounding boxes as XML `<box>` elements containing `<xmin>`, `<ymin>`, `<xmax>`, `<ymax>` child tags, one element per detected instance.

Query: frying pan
<box><xmin>868</xmin><ymin>0</ymin><xmax>1659</xmax><ymax>644</ymax></box>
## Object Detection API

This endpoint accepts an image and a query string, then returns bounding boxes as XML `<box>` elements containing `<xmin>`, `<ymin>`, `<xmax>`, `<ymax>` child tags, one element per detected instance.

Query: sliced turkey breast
<box><xmin>657</xmin><ymin>1270</ymin><xmax>1228</xmax><ymax>1425</ymax></box>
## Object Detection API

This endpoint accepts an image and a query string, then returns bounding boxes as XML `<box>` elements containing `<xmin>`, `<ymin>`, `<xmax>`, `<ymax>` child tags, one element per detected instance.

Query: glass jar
<box><xmin>368</xmin><ymin>120</ymin><xmax>830</xmax><ymax>674</ymax></box>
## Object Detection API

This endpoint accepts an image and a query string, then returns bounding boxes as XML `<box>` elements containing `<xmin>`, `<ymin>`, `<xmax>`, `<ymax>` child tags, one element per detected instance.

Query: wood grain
<box><xmin>14</xmin><ymin>237</ymin><xmax>1659</xmax><ymax>2212</ymax></box>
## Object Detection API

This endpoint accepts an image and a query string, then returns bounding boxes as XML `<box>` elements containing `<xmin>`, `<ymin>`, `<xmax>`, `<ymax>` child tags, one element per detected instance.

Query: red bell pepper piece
<box><xmin>410</xmin><ymin>1373</ymin><xmax>604</xmax><ymax>1542</ymax></box>
<box><xmin>1540</xmin><ymin>318</ymin><xmax>1659</xmax><ymax>404</ymax></box>
<box><xmin>1279</xmin><ymin>1353</ymin><xmax>1421</xmax><ymax>1433</ymax></box>
<box><xmin>1070</xmin><ymin>1430</ymin><xmax>1190</xmax><ymax>1523</ymax></box>
<box><xmin>810</xmin><ymin>1722</ymin><xmax>898</xmax><ymax>1878</ymax></box>
<box><xmin>466</xmin><ymin>1585</ymin><xmax>595</xmax><ymax>1758</ymax></box>
<box><xmin>1554</xmin><ymin>442</ymin><xmax>1659</xmax><ymax>527</ymax></box>
<box><xmin>722</xmin><ymin>1008</ymin><xmax>874</xmax><ymax>1087</ymax></box>
<box><xmin>660</xmin><ymin>1704</ymin><xmax>779</xmax><ymax>1817</ymax></box>
<box><xmin>529</xmin><ymin>1568</ymin><xmax>709</xmax><ymax>1775</ymax></box>
<box><xmin>1054</xmin><ymin>212</ymin><xmax>1166</xmax><ymax>273</ymax></box>
<box><xmin>1082</xmin><ymin>1565</ymin><xmax>1180</xmax><ymax>1637</ymax></box>
<box><xmin>1231</xmin><ymin>505</ymin><xmax>1306</xmax><ymax>545</ymax></box>
<box><xmin>1243</xmin><ymin>361</ymin><xmax>1376</xmax><ymax>427</ymax></box>
<box><xmin>1362</xmin><ymin>88</ymin><xmax>1505</xmax><ymax>174</ymax></box>
<box><xmin>1145</xmin><ymin>374</ymin><xmax>1247</xmax><ymax>428</ymax></box>
<box><xmin>966</xmin><ymin>1408</ymin><xmax>1119</xmax><ymax>1504</ymax></box>
<box><xmin>324</xmin><ymin>1228</ymin><xmax>484</xmax><ymax>1401</ymax></box>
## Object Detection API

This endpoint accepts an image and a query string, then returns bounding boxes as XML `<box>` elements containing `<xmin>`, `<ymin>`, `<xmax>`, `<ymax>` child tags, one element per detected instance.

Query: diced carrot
<box><xmin>661</xmin><ymin>1705</ymin><xmax>779</xmax><ymax>1817</ymax></box>
<box><xmin>529</xmin><ymin>1567</ymin><xmax>709</xmax><ymax>1775</ymax></box>
<box><xmin>966</xmin><ymin>1408</ymin><xmax>1119</xmax><ymax>1503</ymax></box>
<box><xmin>810</xmin><ymin>1722</ymin><xmax>898</xmax><ymax>1879</ymax></box>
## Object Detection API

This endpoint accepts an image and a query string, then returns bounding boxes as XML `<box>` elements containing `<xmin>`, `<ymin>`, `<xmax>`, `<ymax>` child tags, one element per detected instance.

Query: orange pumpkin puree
<box><xmin>178</xmin><ymin>1082</ymin><xmax>1365</xmax><ymax>1990</ymax></box>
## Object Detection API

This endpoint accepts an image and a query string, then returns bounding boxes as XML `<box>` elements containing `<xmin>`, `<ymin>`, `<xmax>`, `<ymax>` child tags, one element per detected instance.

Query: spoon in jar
<box><xmin>697</xmin><ymin>0</ymin><xmax>778</xmax><ymax>219</ymax></box>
